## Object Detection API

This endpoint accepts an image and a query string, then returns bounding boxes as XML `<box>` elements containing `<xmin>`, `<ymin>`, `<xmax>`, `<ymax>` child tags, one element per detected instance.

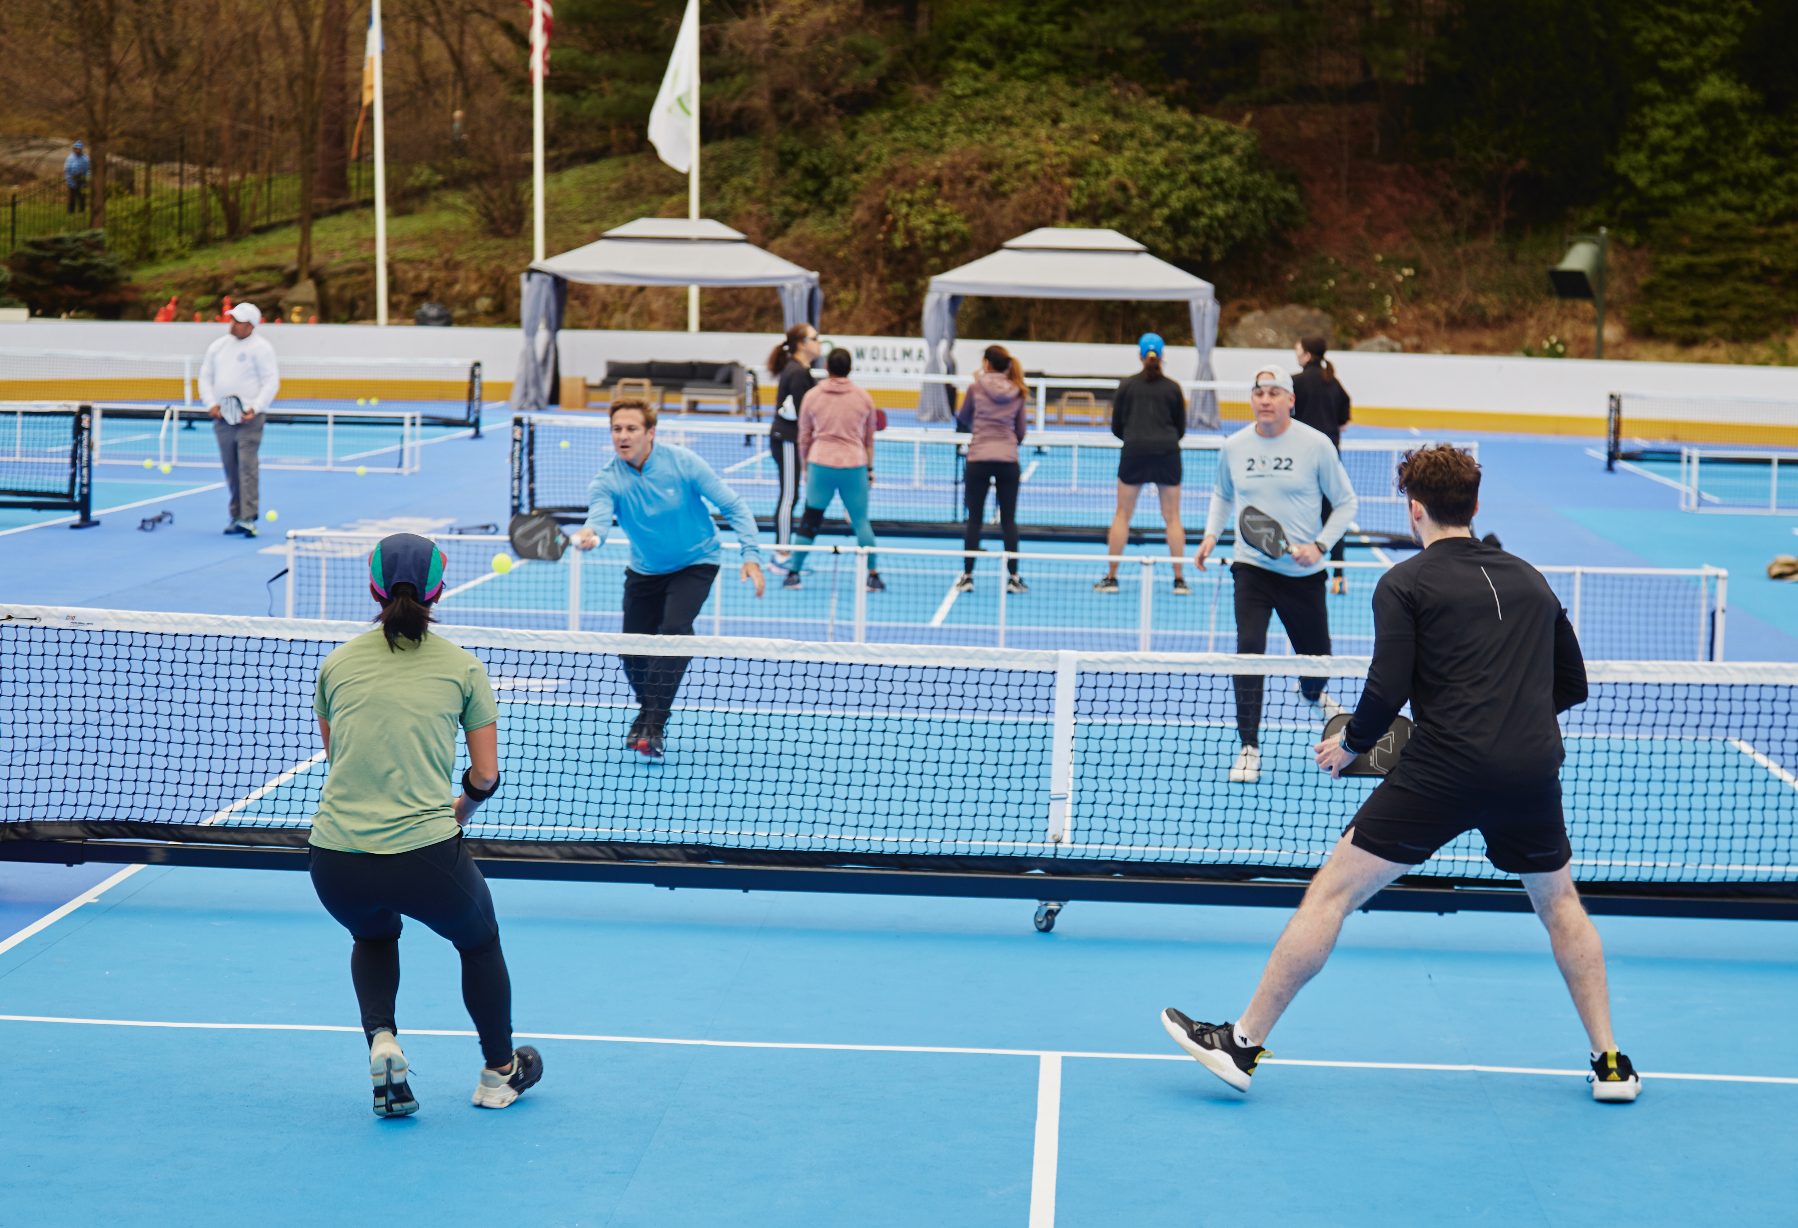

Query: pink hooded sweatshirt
<box><xmin>797</xmin><ymin>376</ymin><xmax>878</xmax><ymax>469</ymax></box>
<box><xmin>956</xmin><ymin>369</ymin><xmax>1028</xmax><ymax>463</ymax></box>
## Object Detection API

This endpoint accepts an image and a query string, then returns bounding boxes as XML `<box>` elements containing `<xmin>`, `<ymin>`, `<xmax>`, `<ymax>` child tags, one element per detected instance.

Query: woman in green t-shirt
<box><xmin>308</xmin><ymin>533</ymin><xmax>542</xmax><ymax>1116</ymax></box>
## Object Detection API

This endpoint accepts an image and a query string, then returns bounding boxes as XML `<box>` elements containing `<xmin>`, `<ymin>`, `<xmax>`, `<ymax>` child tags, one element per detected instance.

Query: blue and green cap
<box><xmin>368</xmin><ymin>533</ymin><xmax>447</xmax><ymax>603</ymax></box>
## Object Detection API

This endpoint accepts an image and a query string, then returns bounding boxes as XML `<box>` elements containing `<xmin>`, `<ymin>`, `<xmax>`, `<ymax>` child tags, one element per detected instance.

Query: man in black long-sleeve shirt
<box><xmin>1161</xmin><ymin>445</ymin><xmax>1642</xmax><ymax>1104</ymax></box>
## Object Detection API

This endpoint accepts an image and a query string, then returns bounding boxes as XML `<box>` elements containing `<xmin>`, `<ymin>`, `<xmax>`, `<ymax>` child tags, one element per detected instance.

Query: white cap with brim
<box><xmin>1252</xmin><ymin>364</ymin><xmax>1294</xmax><ymax>394</ymax></box>
<box><xmin>229</xmin><ymin>302</ymin><xmax>262</xmax><ymax>325</ymax></box>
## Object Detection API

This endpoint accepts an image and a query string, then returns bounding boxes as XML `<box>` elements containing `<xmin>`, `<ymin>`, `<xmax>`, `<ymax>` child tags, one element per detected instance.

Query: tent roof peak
<box><xmin>602</xmin><ymin>217</ymin><xmax>747</xmax><ymax>241</ymax></box>
<box><xmin>1002</xmin><ymin>227</ymin><xmax>1146</xmax><ymax>253</ymax></box>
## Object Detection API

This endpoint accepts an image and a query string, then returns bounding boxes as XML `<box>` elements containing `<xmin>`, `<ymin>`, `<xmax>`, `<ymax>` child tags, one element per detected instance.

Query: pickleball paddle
<box><xmin>508</xmin><ymin>512</ymin><xmax>567</xmax><ymax>562</ymax></box>
<box><xmin>1323</xmin><ymin>712</ymin><xmax>1415</xmax><ymax>777</ymax></box>
<box><xmin>1238</xmin><ymin>505</ymin><xmax>1291</xmax><ymax>560</ymax></box>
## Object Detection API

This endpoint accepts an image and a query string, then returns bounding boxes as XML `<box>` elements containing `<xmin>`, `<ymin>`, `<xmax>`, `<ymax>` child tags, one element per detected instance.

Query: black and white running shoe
<box><xmin>625</xmin><ymin>713</ymin><xmax>647</xmax><ymax>750</ymax></box>
<box><xmin>1161</xmin><ymin>1008</ymin><xmax>1267</xmax><ymax>1092</ymax></box>
<box><xmin>637</xmin><ymin>728</ymin><xmax>665</xmax><ymax>762</ymax></box>
<box><xmin>1093</xmin><ymin>576</ymin><xmax>1120</xmax><ymax>593</ymax></box>
<box><xmin>952</xmin><ymin>574</ymin><xmax>974</xmax><ymax>594</ymax></box>
<box><xmin>1006</xmin><ymin>575</ymin><xmax>1029</xmax><ymax>594</ymax></box>
<box><xmin>471</xmin><ymin>1046</ymin><xmax>544</xmax><ymax>1109</ymax></box>
<box><xmin>866</xmin><ymin>571</ymin><xmax>887</xmax><ymax>592</ymax></box>
<box><xmin>1589</xmin><ymin>1050</ymin><xmax>1642</xmax><ymax>1102</ymax></box>
<box><xmin>1171</xmin><ymin>577</ymin><xmax>1191</xmax><ymax>596</ymax></box>
<box><xmin>369</xmin><ymin>1031</ymin><xmax>418</xmax><ymax>1117</ymax></box>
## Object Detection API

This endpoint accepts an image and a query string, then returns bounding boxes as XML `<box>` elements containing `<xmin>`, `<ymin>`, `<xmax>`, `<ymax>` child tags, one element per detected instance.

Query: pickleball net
<box><xmin>3</xmin><ymin>606</ymin><xmax>1793</xmax><ymax>908</ymax></box>
<box><xmin>0</xmin><ymin>403</ymin><xmax>96</xmax><ymax>519</ymax></box>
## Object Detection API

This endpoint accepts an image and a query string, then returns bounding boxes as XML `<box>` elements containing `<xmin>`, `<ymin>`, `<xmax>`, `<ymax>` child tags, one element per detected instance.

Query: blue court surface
<box><xmin>1</xmin><ymin>862</ymin><xmax>1794</xmax><ymax>1226</ymax></box>
<box><xmin>3</xmin><ymin>410</ymin><xmax>1797</xmax><ymax>1224</ymax></box>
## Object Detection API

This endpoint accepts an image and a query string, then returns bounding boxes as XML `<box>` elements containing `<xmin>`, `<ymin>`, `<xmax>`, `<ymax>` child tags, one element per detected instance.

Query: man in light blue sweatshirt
<box><xmin>572</xmin><ymin>399</ymin><xmax>765</xmax><ymax>759</ymax></box>
<box><xmin>1195</xmin><ymin>364</ymin><xmax>1358</xmax><ymax>784</ymax></box>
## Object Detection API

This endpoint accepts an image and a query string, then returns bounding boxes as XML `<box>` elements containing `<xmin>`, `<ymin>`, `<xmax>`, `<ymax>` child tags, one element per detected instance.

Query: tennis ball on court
<box><xmin>355</xmin><ymin>465</ymin><xmax>367</xmax><ymax>476</ymax></box>
<box><xmin>142</xmin><ymin>457</ymin><xmax>154</xmax><ymax>469</ymax></box>
<box><xmin>369</xmin><ymin>397</ymin><xmax>380</xmax><ymax>406</ymax></box>
<box><xmin>356</xmin><ymin>398</ymin><xmax>367</xmax><ymax>406</ymax></box>
<box><xmin>492</xmin><ymin>554</ymin><xmax>513</xmax><ymax>575</ymax></box>
<box><xmin>159</xmin><ymin>463</ymin><xmax>172</xmax><ymax>474</ymax></box>
<box><xmin>265</xmin><ymin>510</ymin><xmax>278</xmax><ymax>522</ymax></box>
<box><xmin>559</xmin><ymin>439</ymin><xmax>570</xmax><ymax>449</ymax></box>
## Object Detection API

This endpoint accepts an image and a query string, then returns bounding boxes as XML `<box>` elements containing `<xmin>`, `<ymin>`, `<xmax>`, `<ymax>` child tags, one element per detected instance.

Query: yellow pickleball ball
<box><xmin>369</xmin><ymin>397</ymin><xmax>379</xmax><ymax>406</ymax></box>
<box><xmin>560</xmin><ymin>439</ymin><xmax>570</xmax><ymax>449</ymax></box>
<box><xmin>356</xmin><ymin>398</ymin><xmax>367</xmax><ymax>406</ymax></box>
<box><xmin>142</xmin><ymin>457</ymin><xmax>154</xmax><ymax>469</ymax></box>
<box><xmin>265</xmin><ymin>510</ymin><xmax>278</xmax><ymax>522</ymax></box>
<box><xmin>159</xmin><ymin>463</ymin><xmax>172</xmax><ymax>474</ymax></box>
<box><xmin>491</xmin><ymin>554</ymin><xmax>513</xmax><ymax>575</ymax></box>
<box><xmin>355</xmin><ymin>465</ymin><xmax>367</xmax><ymax>476</ymax></box>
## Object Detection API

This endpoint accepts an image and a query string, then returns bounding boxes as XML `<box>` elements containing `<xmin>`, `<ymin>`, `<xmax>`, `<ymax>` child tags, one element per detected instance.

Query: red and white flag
<box><xmin>522</xmin><ymin>0</ymin><xmax>553</xmax><ymax>77</ymax></box>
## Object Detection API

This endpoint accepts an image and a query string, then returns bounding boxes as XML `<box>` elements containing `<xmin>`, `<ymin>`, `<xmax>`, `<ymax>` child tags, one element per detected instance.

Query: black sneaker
<box><xmin>866</xmin><ymin>571</ymin><xmax>886</xmax><ymax>592</ymax></box>
<box><xmin>471</xmin><ymin>1045</ymin><xmax>544</xmax><ymax>1109</ymax></box>
<box><xmin>223</xmin><ymin>520</ymin><xmax>247</xmax><ymax>536</ymax></box>
<box><xmin>952</xmin><ymin>574</ymin><xmax>974</xmax><ymax>594</ymax></box>
<box><xmin>1171</xmin><ymin>576</ymin><xmax>1191</xmax><ymax>596</ymax></box>
<box><xmin>783</xmin><ymin>570</ymin><xmax>803</xmax><ymax>590</ymax></box>
<box><xmin>1006</xmin><ymin>574</ymin><xmax>1028</xmax><ymax>594</ymax></box>
<box><xmin>1093</xmin><ymin>576</ymin><xmax>1120</xmax><ymax>593</ymax></box>
<box><xmin>637</xmin><ymin>727</ymin><xmax>665</xmax><ymax>762</ymax></box>
<box><xmin>1161</xmin><ymin>1008</ymin><xmax>1267</xmax><ymax>1092</ymax></box>
<box><xmin>625</xmin><ymin>713</ymin><xmax>646</xmax><ymax>750</ymax></box>
<box><xmin>1589</xmin><ymin>1050</ymin><xmax>1642</xmax><ymax>1102</ymax></box>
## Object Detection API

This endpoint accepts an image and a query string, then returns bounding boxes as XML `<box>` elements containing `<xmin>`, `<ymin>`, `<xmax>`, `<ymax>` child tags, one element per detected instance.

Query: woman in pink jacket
<box><xmin>952</xmin><ymin>344</ymin><xmax>1030</xmax><ymax>594</ymax></box>
<box><xmin>785</xmin><ymin>346</ymin><xmax>885</xmax><ymax>592</ymax></box>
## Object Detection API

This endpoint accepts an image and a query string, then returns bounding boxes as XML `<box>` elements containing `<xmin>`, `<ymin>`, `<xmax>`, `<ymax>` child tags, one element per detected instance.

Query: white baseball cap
<box><xmin>228</xmin><ymin>301</ymin><xmax>262</xmax><ymax>324</ymax></box>
<box><xmin>1252</xmin><ymin>364</ymin><xmax>1294</xmax><ymax>394</ymax></box>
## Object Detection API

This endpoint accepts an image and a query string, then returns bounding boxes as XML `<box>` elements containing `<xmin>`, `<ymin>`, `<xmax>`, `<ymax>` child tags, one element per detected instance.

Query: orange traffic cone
<box><xmin>153</xmin><ymin>295</ymin><xmax>178</xmax><ymax>322</ymax></box>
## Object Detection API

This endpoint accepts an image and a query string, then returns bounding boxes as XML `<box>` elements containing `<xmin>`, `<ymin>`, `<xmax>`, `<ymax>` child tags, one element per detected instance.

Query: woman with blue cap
<box><xmin>1095</xmin><ymin>333</ymin><xmax>1191</xmax><ymax>595</ymax></box>
<box><xmin>306</xmin><ymin>532</ymin><xmax>543</xmax><ymax>1116</ymax></box>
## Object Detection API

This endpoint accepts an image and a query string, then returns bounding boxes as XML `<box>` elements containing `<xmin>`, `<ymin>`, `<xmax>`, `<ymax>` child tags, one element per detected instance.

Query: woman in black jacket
<box><xmin>766</xmin><ymin>324</ymin><xmax>823</xmax><ymax>560</ymax></box>
<box><xmin>1292</xmin><ymin>335</ymin><xmax>1352</xmax><ymax>593</ymax></box>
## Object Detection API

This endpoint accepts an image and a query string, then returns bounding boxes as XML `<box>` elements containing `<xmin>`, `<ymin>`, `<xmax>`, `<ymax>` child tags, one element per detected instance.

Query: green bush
<box><xmin>6</xmin><ymin>231</ymin><xmax>134</xmax><ymax>318</ymax></box>
<box><xmin>1631</xmin><ymin>214</ymin><xmax>1798</xmax><ymax>343</ymax></box>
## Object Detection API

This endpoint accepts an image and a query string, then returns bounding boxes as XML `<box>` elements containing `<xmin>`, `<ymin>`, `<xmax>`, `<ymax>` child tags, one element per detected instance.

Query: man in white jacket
<box><xmin>198</xmin><ymin>302</ymin><xmax>280</xmax><ymax>536</ymax></box>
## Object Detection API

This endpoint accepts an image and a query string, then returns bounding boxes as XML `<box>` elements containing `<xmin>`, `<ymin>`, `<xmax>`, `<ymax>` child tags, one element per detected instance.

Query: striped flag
<box><xmin>522</xmin><ymin>0</ymin><xmax>553</xmax><ymax>76</ymax></box>
<box><xmin>350</xmin><ymin>7</ymin><xmax>384</xmax><ymax>159</ymax></box>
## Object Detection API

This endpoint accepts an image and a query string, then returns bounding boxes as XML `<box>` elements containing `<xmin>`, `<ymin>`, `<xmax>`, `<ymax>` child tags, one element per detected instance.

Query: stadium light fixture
<box><xmin>1549</xmin><ymin>227</ymin><xmax>1608</xmax><ymax>359</ymax></box>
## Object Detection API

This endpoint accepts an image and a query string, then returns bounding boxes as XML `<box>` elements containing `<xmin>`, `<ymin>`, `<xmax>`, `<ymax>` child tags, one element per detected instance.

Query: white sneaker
<box><xmin>1305</xmin><ymin>688</ymin><xmax>1347</xmax><ymax>721</ymax></box>
<box><xmin>1228</xmin><ymin>745</ymin><xmax>1261</xmax><ymax>784</ymax></box>
<box><xmin>952</xmin><ymin>574</ymin><xmax>974</xmax><ymax>593</ymax></box>
<box><xmin>471</xmin><ymin>1045</ymin><xmax>544</xmax><ymax>1109</ymax></box>
<box><xmin>369</xmin><ymin>1031</ymin><xmax>418</xmax><ymax>1117</ymax></box>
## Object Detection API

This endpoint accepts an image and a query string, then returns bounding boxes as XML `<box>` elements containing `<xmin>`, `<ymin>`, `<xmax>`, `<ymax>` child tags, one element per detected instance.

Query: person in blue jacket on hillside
<box><xmin>571</xmin><ymin>399</ymin><xmax>765</xmax><ymax>760</ymax></box>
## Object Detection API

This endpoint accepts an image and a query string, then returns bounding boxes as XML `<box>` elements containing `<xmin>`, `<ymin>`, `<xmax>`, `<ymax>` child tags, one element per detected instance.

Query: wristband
<box><xmin>461</xmin><ymin>766</ymin><xmax>500</xmax><ymax>802</ymax></box>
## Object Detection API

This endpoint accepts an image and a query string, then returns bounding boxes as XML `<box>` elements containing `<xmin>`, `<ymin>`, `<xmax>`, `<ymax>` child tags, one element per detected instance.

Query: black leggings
<box><xmin>770</xmin><ymin>435</ymin><xmax>800</xmax><ymax>546</ymax></box>
<box><xmin>621</xmin><ymin>563</ymin><xmax>719</xmax><ymax>727</ymax></box>
<box><xmin>963</xmin><ymin>460</ymin><xmax>1021</xmax><ymax>574</ymax></box>
<box><xmin>1231</xmin><ymin>563</ymin><xmax>1332</xmax><ymax>747</ymax></box>
<box><xmin>308</xmin><ymin>835</ymin><xmax>513</xmax><ymax>1068</ymax></box>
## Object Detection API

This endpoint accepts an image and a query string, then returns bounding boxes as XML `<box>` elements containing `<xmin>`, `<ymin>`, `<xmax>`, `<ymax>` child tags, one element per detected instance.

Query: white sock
<box><xmin>1234</xmin><ymin>1024</ymin><xmax>1256</xmax><ymax>1049</ymax></box>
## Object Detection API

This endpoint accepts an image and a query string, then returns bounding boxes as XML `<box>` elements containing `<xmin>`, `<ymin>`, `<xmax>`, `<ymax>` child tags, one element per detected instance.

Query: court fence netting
<box><xmin>280</xmin><ymin>532</ymin><xmax>1730</xmax><ymax>661</ymax></box>
<box><xmin>0</xmin><ymin>403</ymin><xmax>97</xmax><ymax>525</ymax></box>
<box><xmin>3</xmin><ymin>605</ymin><xmax>1792</xmax><ymax>921</ymax></box>
<box><xmin>511</xmin><ymin>413</ymin><xmax>1472</xmax><ymax>547</ymax></box>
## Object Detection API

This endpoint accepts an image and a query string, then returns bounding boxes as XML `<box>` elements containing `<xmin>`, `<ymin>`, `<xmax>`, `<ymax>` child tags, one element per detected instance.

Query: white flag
<box><xmin>647</xmin><ymin>0</ymin><xmax>699</xmax><ymax>173</ymax></box>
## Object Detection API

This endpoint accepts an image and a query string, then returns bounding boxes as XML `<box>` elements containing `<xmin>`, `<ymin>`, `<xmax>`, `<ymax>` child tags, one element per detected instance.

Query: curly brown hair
<box><xmin>1396</xmin><ymin>445</ymin><xmax>1481</xmax><ymax>527</ymax></box>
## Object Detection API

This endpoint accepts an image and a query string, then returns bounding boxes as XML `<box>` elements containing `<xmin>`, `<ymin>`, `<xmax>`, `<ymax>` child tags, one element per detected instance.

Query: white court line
<box><xmin>1584</xmin><ymin>447</ymin><xmax>1722</xmax><ymax>503</ymax></box>
<box><xmin>1020</xmin><ymin>460</ymin><xmax>1040</xmax><ymax>482</ymax></box>
<box><xmin>0</xmin><ymin>865</ymin><xmax>145</xmax><ymax>957</ymax></box>
<box><xmin>200</xmin><ymin>753</ymin><xmax>327</xmax><ymax>826</ymax></box>
<box><xmin>440</xmin><ymin>559</ymin><xmax>532</xmax><ymax>602</ymax></box>
<box><xmin>1030</xmin><ymin>1054</ymin><xmax>1060</xmax><ymax>1227</ymax></box>
<box><xmin>928</xmin><ymin>580</ymin><xmax>963</xmax><ymax>627</ymax></box>
<box><xmin>0</xmin><ymin>481</ymin><xmax>226</xmax><ymax>536</ymax></box>
<box><xmin>1729</xmin><ymin>738</ymin><xmax>1798</xmax><ymax>794</ymax></box>
<box><xmin>0</xmin><ymin>1014</ymin><xmax>1792</xmax><ymax>1085</ymax></box>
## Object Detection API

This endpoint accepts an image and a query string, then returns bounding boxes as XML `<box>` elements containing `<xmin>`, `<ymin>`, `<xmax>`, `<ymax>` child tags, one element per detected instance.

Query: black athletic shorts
<box><xmin>1348</xmin><ymin>781</ymin><xmax>1572</xmax><ymax>875</ymax></box>
<box><xmin>1117</xmin><ymin>451</ymin><xmax>1182</xmax><ymax>488</ymax></box>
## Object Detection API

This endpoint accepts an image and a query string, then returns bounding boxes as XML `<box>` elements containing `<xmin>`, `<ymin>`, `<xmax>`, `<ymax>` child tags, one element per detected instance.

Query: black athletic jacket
<box><xmin>771</xmin><ymin>359</ymin><xmax>816</xmax><ymax>442</ymax></box>
<box><xmin>1344</xmin><ymin>536</ymin><xmax>1587</xmax><ymax>802</ymax></box>
<box><xmin>1111</xmin><ymin>373</ymin><xmax>1186</xmax><ymax>457</ymax></box>
<box><xmin>1292</xmin><ymin>365</ymin><xmax>1351</xmax><ymax>449</ymax></box>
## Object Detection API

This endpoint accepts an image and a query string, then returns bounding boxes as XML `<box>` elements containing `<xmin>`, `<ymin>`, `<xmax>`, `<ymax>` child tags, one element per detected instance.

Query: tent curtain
<box><xmin>918</xmin><ymin>290</ymin><xmax>962</xmax><ymax>423</ymax></box>
<box><xmin>1187</xmin><ymin>297</ymin><xmax>1221</xmax><ymax>430</ymax></box>
<box><xmin>777</xmin><ymin>280</ymin><xmax>824</xmax><ymax>330</ymax></box>
<box><xmin>508</xmin><ymin>270</ymin><xmax>566</xmax><ymax>414</ymax></box>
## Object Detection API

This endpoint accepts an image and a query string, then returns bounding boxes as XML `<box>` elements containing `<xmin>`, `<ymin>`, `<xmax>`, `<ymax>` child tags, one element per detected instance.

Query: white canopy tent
<box><xmin>919</xmin><ymin>228</ymin><xmax>1221</xmax><ymax>427</ymax></box>
<box><xmin>509</xmin><ymin>218</ymin><xmax>823</xmax><ymax>412</ymax></box>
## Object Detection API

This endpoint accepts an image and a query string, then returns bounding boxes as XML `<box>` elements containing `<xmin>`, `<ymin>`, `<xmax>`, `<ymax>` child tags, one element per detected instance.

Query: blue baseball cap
<box><xmin>1139</xmin><ymin>333</ymin><xmax>1165</xmax><ymax>359</ymax></box>
<box><xmin>368</xmin><ymin>533</ymin><xmax>447</xmax><ymax>602</ymax></box>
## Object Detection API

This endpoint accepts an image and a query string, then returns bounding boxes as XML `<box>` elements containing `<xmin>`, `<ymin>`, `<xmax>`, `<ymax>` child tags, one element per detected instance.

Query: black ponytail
<box><xmin>371</xmin><ymin>580</ymin><xmax>434</xmax><ymax>650</ymax></box>
<box><xmin>1298</xmin><ymin>334</ymin><xmax>1337</xmax><ymax>384</ymax></box>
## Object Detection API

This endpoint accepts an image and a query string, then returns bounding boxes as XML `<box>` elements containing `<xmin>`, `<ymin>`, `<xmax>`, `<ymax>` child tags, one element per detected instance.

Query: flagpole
<box><xmin>686</xmin><ymin>6</ymin><xmax>699</xmax><ymax>334</ymax></box>
<box><xmin>531</xmin><ymin>0</ymin><xmax>546</xmax><ymax>264</ymax></box>
<box><xmin>371</xmin><ymin>0</ymin><xmax>388</xmax><ymax>326</ymax></box>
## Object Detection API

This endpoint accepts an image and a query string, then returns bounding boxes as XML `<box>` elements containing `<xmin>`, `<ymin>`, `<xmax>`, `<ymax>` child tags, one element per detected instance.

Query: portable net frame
<box><xmin>3</xmin><ymin>606</ymin><xmax>1793</xmax><ymax>920</ymax></box>
<box><xmin>0</xmin><ymin>403</ymin><xmax>97</xmax><ymax>525</ymax></box>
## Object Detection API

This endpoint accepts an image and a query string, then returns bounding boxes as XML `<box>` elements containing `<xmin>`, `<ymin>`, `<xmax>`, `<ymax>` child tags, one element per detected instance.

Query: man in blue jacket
<box><xmin>572</xmin><ymin>400</ymin><xmax>765</xmax><ymax>759</ymax></box>
<box><xmin>64</xmin><ymin>141</ymin><xmax>91</xmax><ymax>214</ymax></box>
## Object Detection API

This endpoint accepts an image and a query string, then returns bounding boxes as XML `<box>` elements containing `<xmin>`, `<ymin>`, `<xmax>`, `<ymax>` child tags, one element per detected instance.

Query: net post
<box><xmin>1605</xmin><ymin>393</ymin><xmax>1619</xmax><ymax>471</ymax></box>
<box><xmin>568</xmin><ymin>540</ymin><xmax>582</xmax><ymax>633</ymax></box>
<box><xmin>1035</xmin><ymin>380</ymin><xmax>1046</xmax><ymax>433</ymax></box>
<box><xmin>68</xmin><ymin>405</ymin><xmax>98</xmax><ymax>529</ymax></box>
<box><xmin>510</xmin><ymin>415</ymin><xmax>526</xmax><ymax>516</ymax></box>
<box><xmin>853</xmin><ymin>550</ymin><xmax>868</xmax><ymax>644</ymax></box>
<box><xmin>1138</xmin><ymin>557</ymin><xmax>1154</xmax><ymax>652</ymax></box>
<box><xmin>285</xmin><ymin>533</ymin><xmax>296</xmax><ymax>618</ymax></box>
<box><xmin>1570</xmin><ymin>569</ymin><xmax>1583</xmax><ymax>642</ymax></box>
<box><xmin>326</xmin><ymin>411</ymin><xmax>336</xmax><ymax>470</ymax></box>
<box><xmin>1046</xmin><ymin>649</ymin><xmax>1078</xmax><ymax>844</ymax></box>
<box><xmin>996</xmin><ymin>551</ymin><xmax>1007</xmax><ymax>649</ymax></box>
<box><xmin>1714</xmin><ymin>569</ymin><xmax>1728</xmax><ymax>661</ymax></box>
<box><xmin>184</xmin><ymin>355</ymin><xmax>193</xmax><ymax>408</ymax></box>
<box><xmin>467</xmin><ymin>361</ymin><xmax>483</xmax><ymax>439</ymax></box>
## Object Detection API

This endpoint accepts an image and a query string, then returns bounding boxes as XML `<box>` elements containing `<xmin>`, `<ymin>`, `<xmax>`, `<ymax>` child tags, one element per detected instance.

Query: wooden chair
<box><xmin>1054</xmin><ymin>391</ymin><xmax>1103</xmax><ymax>426</ymax></box>
<box><xmin>607</xmin><ymin>377</ymin><xmax>663</xmax><ymax>411</ymax></box>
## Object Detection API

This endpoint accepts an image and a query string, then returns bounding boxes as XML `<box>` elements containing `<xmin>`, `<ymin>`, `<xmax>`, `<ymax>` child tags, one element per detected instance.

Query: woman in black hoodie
<box><xmin>766</xmin><ymin>324</ymin><xmax>822</xmax><ymax>560</ymax></box>
<box><xmin>1292</xmin><ymin>334</ymin><xmax>1352</xmax><ymax>593</ymax></box>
